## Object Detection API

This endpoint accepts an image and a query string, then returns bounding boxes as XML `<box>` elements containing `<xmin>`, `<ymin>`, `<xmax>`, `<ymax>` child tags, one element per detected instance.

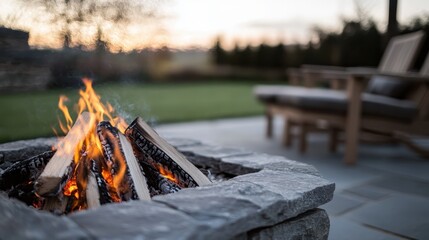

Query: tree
<box><xmin>212</xmin><ymin>37</ymin><xmax>227</xmax><ymax>65</ymax></box>
<box><xmin>26</xmin><ymin>0</ymin><xmax>160</xmax><ymax>50</ymax></box>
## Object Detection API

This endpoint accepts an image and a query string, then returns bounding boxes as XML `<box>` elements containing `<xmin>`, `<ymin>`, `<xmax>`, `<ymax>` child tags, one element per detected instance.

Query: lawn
<box><xmin>0</xmin><ymin>81</ymin><xmax>264</xmax><ymax>143</ymax></box>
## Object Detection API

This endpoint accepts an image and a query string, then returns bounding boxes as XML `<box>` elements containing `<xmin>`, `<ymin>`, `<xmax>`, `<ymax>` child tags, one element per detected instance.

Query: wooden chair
<box><xmin>287</xmin><ymin>30</ymin><xmax>425</xmax><ymax>89</ymax></box>
<box><xmin>255</xmin><ymin>31</ymin><xmax>427</xmax><ymax>164</ymax></box>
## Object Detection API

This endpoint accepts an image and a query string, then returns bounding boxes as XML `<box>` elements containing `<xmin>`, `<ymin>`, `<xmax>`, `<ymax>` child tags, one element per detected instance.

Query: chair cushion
<box><xmin>366</xmin><ymin>75</ymin><xmax>412</xmax><ymax>99</ymax></box>
<box><xmin>254</xmin><ymin>85</ymin><xmax>302</xmax><ymax>103</ymax></box>
<box><xmin>274</xmin><ymin>87</ymin><xmax>418</xmax><ymax>122</ymax></box>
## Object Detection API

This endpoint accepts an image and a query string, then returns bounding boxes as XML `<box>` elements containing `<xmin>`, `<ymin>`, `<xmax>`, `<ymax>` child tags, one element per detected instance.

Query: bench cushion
<box><xmin>255</xmin><ymin>86</ymin><xmax>418</xmax><ymax>122</ymax></box>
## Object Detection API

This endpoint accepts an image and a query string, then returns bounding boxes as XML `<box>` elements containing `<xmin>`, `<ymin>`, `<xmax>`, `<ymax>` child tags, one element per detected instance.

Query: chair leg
<box><xmin>329</xmin><ymin>127</ymin><xmax>339</xmax><ymax>153</ymax></box>
<box><xmin>299</xmin><ymin>122</ymin><xmax>308</xmax><ymax>154</ymax></box>
<box><xmin>283</xmin><ymin>119</ymin><xmax>293</xmax><ymax>147</ymax></box>
<box><xmin>344</xmin><ymin>76</ymin><xmax>364</xmax><ymax>165</ymax></box>
<box><xmin>266</xmin><ymin>110</ymin><xmax>273</xmax><ymax>139</ymax></box>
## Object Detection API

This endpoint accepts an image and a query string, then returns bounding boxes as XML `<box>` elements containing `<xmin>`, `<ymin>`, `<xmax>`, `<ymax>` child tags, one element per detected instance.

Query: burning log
<box><xmin>138</xmin><ymin>159</ymin><xmax>181</xmax><ymax>195</ymax></box>
<box><xmin>0</xmin><ymin>150</ymin><xmax>55</xmax><ymax>191</ymax></box>
<box><xmin>87</xmin><ymin>159</ymin><xmax>112</xmax><ymax>207</ymax></box>
<box><xmin>126</xmin><ymin>117</ymin><xmax>211</xmax><ymax>188</ymax></box>
<box><xmin>35</xmin><ymin>112</ymin><xmax>94</xmax><ymax>196</ymax></box>
<box><xmin>97</xmin><ymin>121</ymin><xmax>151</xmax><ymax>200</ymax></box>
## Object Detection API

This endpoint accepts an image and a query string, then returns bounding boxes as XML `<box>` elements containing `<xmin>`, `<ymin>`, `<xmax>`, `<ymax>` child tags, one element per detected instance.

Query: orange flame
<box><xmin>55</xmin><ymin>78</ymin><xmax>128</xmax><ymax>201</ymax></box>
<box><xmin>158</xmin><ymin>164</ymin><xmax>179</xmax><ymax>184</ymax></box>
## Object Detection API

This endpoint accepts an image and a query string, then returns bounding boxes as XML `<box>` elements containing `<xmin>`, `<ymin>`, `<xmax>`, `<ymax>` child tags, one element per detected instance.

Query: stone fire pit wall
<box><xmin>0</xmin><ymin>137</ymin><xmax>335</xmax><ymax>240</ymax></box>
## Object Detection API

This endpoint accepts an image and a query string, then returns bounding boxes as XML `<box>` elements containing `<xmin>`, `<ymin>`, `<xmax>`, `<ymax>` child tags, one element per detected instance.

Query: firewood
<box><xmin>97</xmin><ymin>121</ymin><xmax>151</xmax><ymax>200</ymax></box>
<box><xmin>86</xmin><ymin>168</ymin><xmax>100</xmax><ymax>209</ymax></box>
<box><xmin>138</xmin><ymin>159</ymin><xmax>181</xmax><ymax>195</ymax></box>
<box><xmin>35</xmin><ymin>112</ymin><xmax>94</xmax><ymax>196</ymax></box>
<box><xmin>118</xmin><ymin>134</ymin><xmax>151</xmax><ymax>200</ymax></box>
<box><xmin>87</xmin><ymin>159</ymin><xmax>112</xmax><ymax>207</ymax></box>
<box><xmin>126</xmin><ymin>117</ymin><xmax>211</xmax><ymax>188</ymax></box>
<box><xmin>7</xmin><ymin>181</ymin><xmax>42</xmax><ymax>208</ymax></box>
<box><xmin>42</xmin><ymin>195</ymin><xmax>69</xmax><ymax>215</ymax></box>
<box><xmin>0</xmin><ymin>150</ymin><xmax>55</xmax><ymax>190</ymax></box>
<box><xmin>97</xmin><ymin>121</ymin><xmax>136</xmax><ymax>200</ymax></box>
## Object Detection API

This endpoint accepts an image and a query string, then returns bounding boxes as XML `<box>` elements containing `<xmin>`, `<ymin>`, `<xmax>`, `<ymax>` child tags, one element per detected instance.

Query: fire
<box><xmin>54</xmin><ymin>78</ymin><xmax>178</xmax><ymax>209</ymax></box>
<box><xmin>54</xmin><ymin>78</ymin><xmax>128</xmax><ymax>202</ymax></box>
<box><xmin>158</xmin><ymin>164</ymin><xmax>179</xmax><ymax>184</ymax></box>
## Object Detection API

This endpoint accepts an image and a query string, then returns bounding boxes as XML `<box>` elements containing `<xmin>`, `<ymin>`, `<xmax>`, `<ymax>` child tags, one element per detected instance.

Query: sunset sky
<box><xmin>1</xmin><ymin>0</ymin><xmax>429</xmax><ymax>51</ymax></box>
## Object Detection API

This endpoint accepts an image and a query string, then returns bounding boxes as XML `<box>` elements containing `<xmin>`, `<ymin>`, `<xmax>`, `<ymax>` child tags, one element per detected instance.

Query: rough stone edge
<box><xmin>0</xmin><ymin>193</ymin><xmax>91</xmax><ymax>239</ymax></box>
<box><xmin>178</xmin><ymin>143</ymin><xmax>321</xmax><ymax>177</ymax></box>
<box><xmin>234</xmin><ymin>209</ymin><xmax>330</xmax><ymax>240</ymax></box>
<box><xmin>151</xmin><ymin>168</ymin><xmax>334</xmax><ymax>239</ymax></box>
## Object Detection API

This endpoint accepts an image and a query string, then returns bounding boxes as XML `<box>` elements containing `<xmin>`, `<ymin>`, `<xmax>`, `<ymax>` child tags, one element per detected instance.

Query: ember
<box><xmin>0</xmin><ymin>78</ymin><xmax>211</xmax><ymax>214</ymax></box>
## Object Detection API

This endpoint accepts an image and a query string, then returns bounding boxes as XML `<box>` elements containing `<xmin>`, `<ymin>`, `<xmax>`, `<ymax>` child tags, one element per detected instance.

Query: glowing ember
<box><xmin>158</xmin><ymin>164</ymin><xmax>179</xmax><ymax>184</ymax></box>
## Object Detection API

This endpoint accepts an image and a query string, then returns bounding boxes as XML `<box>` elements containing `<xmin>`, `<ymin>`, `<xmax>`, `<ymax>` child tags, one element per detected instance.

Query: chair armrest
<box><xmin>345</xmin><ymin>69</ymin><xmax>429</xmax><ymax>82</ymax></box>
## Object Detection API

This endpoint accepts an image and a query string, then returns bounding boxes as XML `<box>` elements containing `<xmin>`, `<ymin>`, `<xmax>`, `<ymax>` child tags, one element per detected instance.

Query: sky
<box><xmin>1</xmin><ymin>0</ymin><xmax>429</xmax><ymax>51</ymax></box>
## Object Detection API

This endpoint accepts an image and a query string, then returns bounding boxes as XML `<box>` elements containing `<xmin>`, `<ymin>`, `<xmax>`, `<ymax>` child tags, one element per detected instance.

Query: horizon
<box><xmin>1</xmin><ymin>0</ymin><xmax>428</xmax><ymax>52</ymax></box>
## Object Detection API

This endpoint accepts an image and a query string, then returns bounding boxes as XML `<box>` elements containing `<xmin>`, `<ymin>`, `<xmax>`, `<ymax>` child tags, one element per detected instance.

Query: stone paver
<box><xmin>329</xmin><ymin>218</ymin><xmax>403</xmax><ymax>240</ymax></box>
<box><xmin>157</xmin><ymin>116</ymin><xmax>429</xmax><ymax>240</ymax></box>
<box><xmin>343</xmin><ymin>184</ymin><xmax>390</xmax><ymax>200</ymax></box>
<box><xmin>346</xmin><ymin>194</ymin><xmax>429</xmax><ymax>240</ymax></box>
<box><xmin>323</xmin><ymin>193</ymin><xmax>364</xmax><ymax>216</ymax></box>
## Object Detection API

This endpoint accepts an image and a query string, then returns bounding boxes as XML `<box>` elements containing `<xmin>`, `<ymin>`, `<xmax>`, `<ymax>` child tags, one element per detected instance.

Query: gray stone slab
<box><xmin>322</xmin><ymin>193</ymin><xmax>365</xmax><ymax>216</ymax></box>
<box><xmin>237</xmin><ymin>209</ymin><xmax>330</xmax><ymax>240</ymax></box>
<box><xmin>0</xmin><ymin>194</ymin><xmax>89</xmax><ymax>240</ymax></box>
<box><xmin>343</xmin><ymin>184</ymin><xmax>390</xmax><ymax>200</ymax></box>
<box><xmin>154</xmin><ymin>169</ymin><xmax>334</xmax><ymax>239</ymax></box>
<box><xmin>0</xmin><ymin>137</ymin><xmax>57</xmax><ymax>164</ymax></box>
<box><xmin>222</xmin><ymin>153</ymin><xmax>320</xmax><ymax>176</ymax></box>
<box><xmin>347</xmin><ymin>194</ymin><xmax>429</xmax><ymax>240</ymax></box>
<box><xmin>369</xmin><ymin>175</ymin><xmax>429</xmax><ymax>198</ymax></box>
<box><xmin>329</xmin><ymin>217</ymin><xmax>403</xmax><ymax>240</ymax></box>
<box><xmin>70</xmin><ymin>200</ymin><xmax>205</xmax><ymax>240</ymax></box>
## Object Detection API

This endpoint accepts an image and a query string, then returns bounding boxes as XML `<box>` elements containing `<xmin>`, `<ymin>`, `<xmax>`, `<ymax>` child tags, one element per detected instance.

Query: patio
<box><xmin>157</xmin><ymin>116</ymin><xmax>429</xmax><ymax>240</ymax></box>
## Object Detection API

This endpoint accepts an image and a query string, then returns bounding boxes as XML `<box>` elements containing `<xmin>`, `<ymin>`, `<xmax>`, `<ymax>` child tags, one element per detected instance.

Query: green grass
<box><xmin>0</xmin><ymin>81</ymin><xmax>264</xmax><ymax>143</ymax></box>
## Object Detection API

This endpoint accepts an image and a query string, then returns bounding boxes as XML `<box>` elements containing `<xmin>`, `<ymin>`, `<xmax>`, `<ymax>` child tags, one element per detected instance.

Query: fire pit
<box><xmin>0</xmin><ymin>80</ymin><xmax>334</xmax><ymax>239</ymax></box>
<box><xmin>0</xmin><ymin>136</ymin><xmax>334</xmax><ymax>239</ymax></box>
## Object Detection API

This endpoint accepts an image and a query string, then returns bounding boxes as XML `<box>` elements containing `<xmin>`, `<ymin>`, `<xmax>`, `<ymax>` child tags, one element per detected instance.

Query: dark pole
<box><xmin>387</xmin><ymin>0</ymin><xmax>399</xmax><ymax>40</ymax></box>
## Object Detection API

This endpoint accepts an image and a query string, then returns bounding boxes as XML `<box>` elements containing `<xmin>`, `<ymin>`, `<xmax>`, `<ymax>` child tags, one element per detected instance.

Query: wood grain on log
<box><xmin>126</xmin><ymin>117</ymin><xmax>211</xmax><ymax>188</ymax></box>
<box><xmin>118</xmin><ymin>134</ymin><xmax>151</xmax><ymax>200</ymax></box>
<box><xmin>35</xmin><ymin>112</ymin><xmax>94</xmax><ymax>196</ymax></box>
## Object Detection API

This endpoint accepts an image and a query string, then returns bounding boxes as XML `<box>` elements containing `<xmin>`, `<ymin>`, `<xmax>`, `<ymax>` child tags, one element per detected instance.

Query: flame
<box><xmin>158</xmin><ymin>164</ymin><xmax>179</xmax><ymax>184</ymax></box>
<box><xmin>54</xmin><ymin>78</ymin><xmax>127</xmax><ymax>202</ymax></box>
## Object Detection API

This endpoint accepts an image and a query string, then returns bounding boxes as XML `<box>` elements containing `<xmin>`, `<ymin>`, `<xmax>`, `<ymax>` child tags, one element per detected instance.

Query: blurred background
<box><xmin>0</xmin><ymin>0</ymin><xmax>428</xmax><ymax>142</ymax></box>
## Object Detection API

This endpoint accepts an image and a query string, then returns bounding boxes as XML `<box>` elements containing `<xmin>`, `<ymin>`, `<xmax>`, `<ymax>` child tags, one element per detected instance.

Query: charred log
<box><xmin>97</xmin><ymin>121</ymin><xmax>150</xmax><ymax>200</ymax></box>
<box><xmin>138</xmin><ymin>159</ymin><xmax>181</xmax><ymax>196</ymax></box>
<box><xmin>0</xmin><ymin>150</ymin><xmax>55</xmax><ymax>191</ymax></box>
<box><xmin>88</xmin><ymin>159</ymin><xmax>112</xmax><ymax>205</ymax></box>
<box><xmin>126</xmin><ymin>118</ymin><xmax>211</xmax><ymax>187</ymax></box>
<box><xmin>7</xmin><ymin>181</ymin><xmax>42</xmax><ymax>208</ymax></box>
